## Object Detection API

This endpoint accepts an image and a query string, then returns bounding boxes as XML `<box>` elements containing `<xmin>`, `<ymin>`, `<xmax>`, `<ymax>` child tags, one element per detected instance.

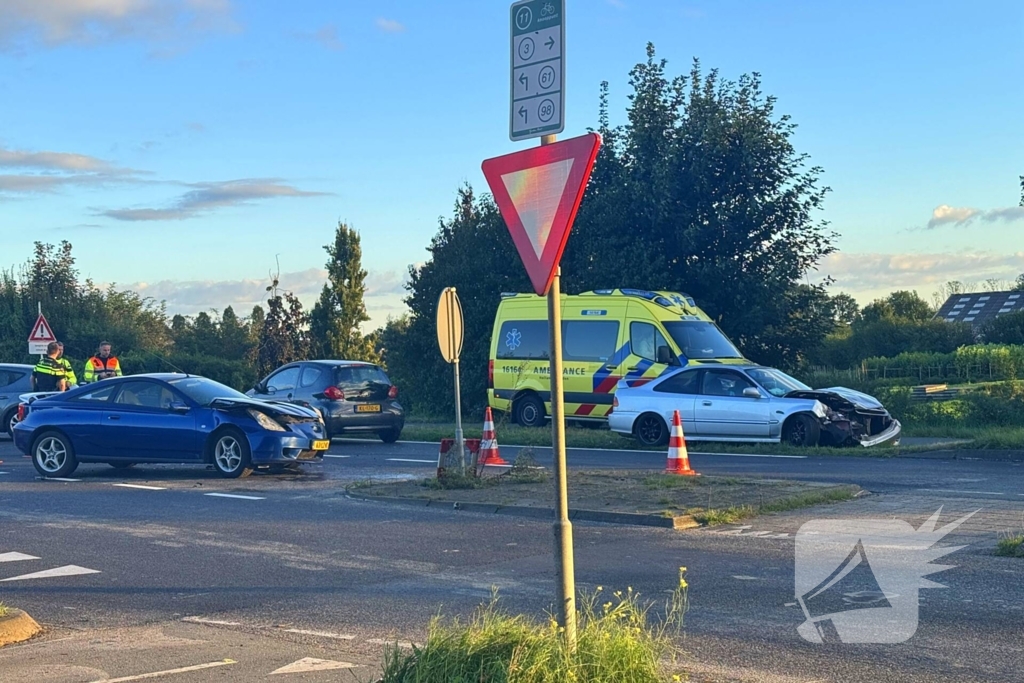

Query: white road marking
<box><xmin>271</xmin><ymin>657</ymin><xmax>360</xmax><ymax>675</ymax></box>
<box><xmin>182</xmin><ymin>616</ymin><xmax>242</xmax><ymax>626</ymax></box>
<box><xmin>1</xmin><ymin>565</ymin><xmax>100</xmax><ymax>582</ymax></box>
<box><xmin>87</xmin><ymin>659</ymin><xmax>236</xmax><ymax>682</ymax></box>
<box><xmin>0</xmin><ymin>552</ymin><xmax>40</xmax><ymax>563</ymax></box>
<box><xmin>732</xmin><ymin>575</ymin><xmax>761</xmax><ymax>581</ymax></box>
<box><xmin>44</xmin><ymin>477</ymin><xmax>81</xmax><ymax>482</ymax></box>
<box><xmin>281</xmin><ymin>628</ymin><xmax>356</xmax><ymax>640</ymax></box>
<box><xmin>784</xmin><ymin>602</ymin><xmax>798</xmax><ymax>607</ymax></box>
<box><xmin>918</xmin><ymin>488</ymin><xmax>1005</xmax><ymax>496</ymax></box>
<box><xmin>367</xmin><ymin>638</ymin><xmax>419</xmax><ymax>649</ymax></box>
<box><xmin>395</xmin><ymin>439</ymin><xmax>808</xmax><ymax>458</ymax></box>
<box><xmin>204</xmin><ymin>493</ymin><xmax>265</xmax><ymax>500</ymax></box>
<box><xmin>324</xmin><ymin>454</ymin><xmax>350</xmax><ymax>458</ymax></box>
<box><xmin>0</xmin><ymin>470</ymin><xmax>9</xmax><ymax>474</ymax></box>
<box><xmin>386</xmin><ymin>458</ymin><xmax>436</xmax><ymax>464</ymax></box>
<box><xmin>690</xmin><ymin>452</ymin><xmax>807</xmax><ymax>459</ymax></box>
<box><xmin>113</xmin><ymin>483</ymin><xmax>167</xmax><ymax>491</ymax></box>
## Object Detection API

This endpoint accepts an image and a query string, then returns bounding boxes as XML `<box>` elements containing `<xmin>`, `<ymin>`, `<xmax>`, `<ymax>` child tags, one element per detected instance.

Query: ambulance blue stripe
<box><xmin>626</xmin><ymin>359</ymin><xmax>653</xmax><ymax>379</ymax></box>
<box><xmin>592</xmin><ymin>343</ymin><xmax>631</xmax><ymax>392</ymax></box>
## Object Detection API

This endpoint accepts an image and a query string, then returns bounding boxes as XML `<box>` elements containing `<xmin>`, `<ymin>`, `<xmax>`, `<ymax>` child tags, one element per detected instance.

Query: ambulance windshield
<box><xmin>663</xmin><ymin>321</ymin><xmax>743</xmax><ymax>360</ymax></box>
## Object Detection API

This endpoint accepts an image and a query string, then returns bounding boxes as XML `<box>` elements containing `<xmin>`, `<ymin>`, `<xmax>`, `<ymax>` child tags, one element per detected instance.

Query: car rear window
<box><xmin>335</xmin><ymin>365</ymin><xmax>390</xmax><ymax>387</ymax></box>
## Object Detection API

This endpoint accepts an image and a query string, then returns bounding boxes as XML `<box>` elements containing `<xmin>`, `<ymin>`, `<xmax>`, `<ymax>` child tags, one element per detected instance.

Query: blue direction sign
<box><xmin>510</xmin><ymin>0</ymin><xmax>564</xmax><ymax>142</ymax></box>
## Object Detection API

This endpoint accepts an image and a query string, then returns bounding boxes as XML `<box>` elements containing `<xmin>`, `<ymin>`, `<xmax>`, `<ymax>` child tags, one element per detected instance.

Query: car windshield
<box><xmin>746</xmin><ymin>368</ymin><xmax>811</xmax><ymax>397</ymax></box>
<box><xmin>663</xmin><ymin>321</ymin><xmax>743</xmax><ymax>360</ymax></box>
<box><xmin>169</xmin><ymin>377</ymin><xmax>249</xmax><ymax>406</ymax></box>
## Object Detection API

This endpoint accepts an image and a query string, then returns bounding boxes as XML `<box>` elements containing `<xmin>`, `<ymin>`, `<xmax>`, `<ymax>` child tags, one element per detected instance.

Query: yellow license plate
<box><xmin>356</xmin><ymin>404</ymin><xmax>381</xmax><ymax>413</ymax></box>
<box><xmin>312</xmin><ymin>440</ymin><xmax>330</xmax><ymax>450</ymax></box>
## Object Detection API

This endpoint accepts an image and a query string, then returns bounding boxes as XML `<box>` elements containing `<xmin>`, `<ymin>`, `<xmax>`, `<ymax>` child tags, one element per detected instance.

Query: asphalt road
<box><xmin>2</xmin><ymin>436</ymin><xmax>1023</xmax><ymax>682</ymax></box>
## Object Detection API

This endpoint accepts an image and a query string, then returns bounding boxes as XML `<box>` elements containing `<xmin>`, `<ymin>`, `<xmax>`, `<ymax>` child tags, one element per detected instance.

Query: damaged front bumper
<box><xmin>857</xmin><ymin>419</ymin><xmax>901</xmax><ymax>448</ymax></box>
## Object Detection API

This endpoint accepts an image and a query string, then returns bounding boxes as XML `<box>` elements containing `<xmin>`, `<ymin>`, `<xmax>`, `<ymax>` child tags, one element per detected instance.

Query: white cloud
<box><xmin>0</xmin><ymin>144</ymin><xmax>143</xmax><ymax>195</ymax></box>
<box><xmin>982</xmin><ymin>206</ymin><xmax>1024</xmax><ymax>223</ymax></box>
<box><xmin>375</xmin><ymin>17</ymin><xmax>405</xmax><ymax>33</ymax></box>
<box><xmin>295</xmin><ymin>23</ymin><xmax>343</xmax><ymax>52</ymax></box>
<box><xmin>100</xmin><ymin>178</ymin><xmax>329</xmax><ymax>221</ymax></box>
<box><xmin>927</xmin><ymin>204</ymin><xmax>980</xmax><ymax>229</ymax></box>
<box><xmin>815</xmin><ymin>250</ymin><xmax>1024</xmax><ymax>301</ymax></box>
<box><xmin>0</xmin><ymin>0</ymin><xmax>238</xmax><ymax>51</ymax></box>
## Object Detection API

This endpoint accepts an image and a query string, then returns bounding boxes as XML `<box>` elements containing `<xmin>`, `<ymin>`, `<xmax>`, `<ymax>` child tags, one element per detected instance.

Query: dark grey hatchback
<box><xmin>248</xmin><ymin>361</ymin><xmax>403</xmax><ymax>442</ymax></box>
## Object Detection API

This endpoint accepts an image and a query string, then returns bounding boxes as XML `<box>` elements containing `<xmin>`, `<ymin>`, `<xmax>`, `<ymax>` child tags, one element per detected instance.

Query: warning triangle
<box><xmin>28</xmin><ymin>314</ymin><xmax>56</xmax><ymax>342</ymax></box>
<box><xmin>270</xmin><ymin>658</ymin><xmax>360</xmax><ymax>675</ymax></box>
<box><xmin>482</xmin><ymin>133</ymin><xmax>601</xmax><ymax>295</ymax></box>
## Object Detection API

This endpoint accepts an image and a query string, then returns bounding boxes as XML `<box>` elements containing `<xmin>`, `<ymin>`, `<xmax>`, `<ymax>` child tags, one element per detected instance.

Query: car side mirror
<box><xmin>742</xmin><ymin>387</ymin><xmax>762</xmax><ymax>399</ymax></box>
<box><xmin>169</xmin><ymin>401</ymin><xmax>191</xmax><ymax>414</ymax></box>
<box><xmin>656</xmin><ymin>345</ymin><xmax>676</xmax><ymax>365</ymax></box>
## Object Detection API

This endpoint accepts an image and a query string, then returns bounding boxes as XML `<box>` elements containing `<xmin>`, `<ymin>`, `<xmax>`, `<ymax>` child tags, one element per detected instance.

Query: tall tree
<box><xmin>254</xmin><ymin>292</ymin><xmax>309</xmax><ymax>378</ymax></box>
<box><xmin>308</xmin><ymin>222</ymin><xmax>378</xmax><ymax>362</ymax></box>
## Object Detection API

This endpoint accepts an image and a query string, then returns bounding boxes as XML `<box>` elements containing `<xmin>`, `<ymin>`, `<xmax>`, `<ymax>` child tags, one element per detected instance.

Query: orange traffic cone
<box><xmin>666</xmin><ymin>410</ymin><xmax>698</xmax><ymax>476</ymax></box>
<box><xmin>478</xmin><ymin>407</ymin><xmax>509</xmax><ymax>467</ymax></box>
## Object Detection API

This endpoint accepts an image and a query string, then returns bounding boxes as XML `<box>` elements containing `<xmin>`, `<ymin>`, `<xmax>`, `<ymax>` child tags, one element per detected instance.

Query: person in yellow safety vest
<box><xmin>32</xmin><ymin>342</ymin><xmax>69</xmax><ymax>392</ymax></box>
<box><xmin>84</xmin><ymin>341</ymin><xmax>122</xmax><ymax>383</ymax></box>
<box><xmin>55</xmin><ymin>341</ymin><xmax>77</xmax><ymax>388</ymax></box>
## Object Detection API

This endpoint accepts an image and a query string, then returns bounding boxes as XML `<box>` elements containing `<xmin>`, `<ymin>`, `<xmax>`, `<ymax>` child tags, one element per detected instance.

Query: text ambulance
<box><xmin>488</xmin><ymin>289</ymin><xmax>748</xmax><ymax>427</ymax></box>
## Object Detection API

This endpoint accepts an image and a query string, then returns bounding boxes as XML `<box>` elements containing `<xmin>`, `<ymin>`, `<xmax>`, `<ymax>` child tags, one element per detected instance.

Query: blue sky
<box><xmin>2</xmin><ymin>0</ymin><xmax>1022</xmax><ymax>330</ymax></box>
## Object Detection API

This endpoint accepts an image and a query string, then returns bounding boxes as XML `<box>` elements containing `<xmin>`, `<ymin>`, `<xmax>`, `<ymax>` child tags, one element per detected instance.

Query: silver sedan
<box><xmin>608</xmin><ymin>364</ymin><xmax>901</xmax><ymax>448</ymax></box>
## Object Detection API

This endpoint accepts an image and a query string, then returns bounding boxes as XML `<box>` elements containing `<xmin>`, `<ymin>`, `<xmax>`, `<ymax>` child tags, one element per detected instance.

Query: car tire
<box><xmin>634</xmin><ymin>413</ymin><xmax>669</xmax><ymax>447</ymax></box>
<box><xmin>109</xmin><ymin>462</ymin><xmax>135</xmax><ymax>470</ymax></box>
<box><xmin>514</xmin><ymin>394</ymin><xmax>546</xmax><ymax>428</ymax></box>
<box><xmin>32</xmin><ymin>430</ymin><xmax>79</xmax><ymax>478</ymax></box>
<box><xmin>210</xmin><ymin>429</ymin><xmax>254</xmax><ymax>478</ymax></box>
<box><xmin>2</xmin><ymin>408</ymin><xmax>17</xmax><ymax>437</ymax></box>
<box><xmin>379</xmin><ymin>428</ymin><xmax>402</xmax><ymax>444</ymax></box>
<box><xmin>783</xmin><ymin>413</ymin><xmax>821</xmax><ymax>448</ymax></box>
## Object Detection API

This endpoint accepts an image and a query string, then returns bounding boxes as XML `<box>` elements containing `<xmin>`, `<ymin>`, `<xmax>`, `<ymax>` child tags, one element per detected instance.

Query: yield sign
<box><xmin>482</xmin><ymin>132</ymin><xmax>601</xmax><ymax>295</ymax></box>
<box><xmin>28</xmin><ymin>314</ymin><xmax>55</xmax><ymax>342</ymax></box>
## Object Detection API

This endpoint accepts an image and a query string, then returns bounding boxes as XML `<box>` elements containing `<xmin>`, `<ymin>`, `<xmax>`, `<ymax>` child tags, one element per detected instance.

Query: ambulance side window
<box><xmin>497</xmin><ymin>321</ymin><xmax>550</xmax><ymax>360</ymax></box>
<box><xmin>630</xmin><ymin>322</ymin><xmax>670</xmax><ymax>363</ymax></box>
<box><xmin>562</xmin><ymin>321</ymin><xmax>619</xmax><ymax>362</ymax></box>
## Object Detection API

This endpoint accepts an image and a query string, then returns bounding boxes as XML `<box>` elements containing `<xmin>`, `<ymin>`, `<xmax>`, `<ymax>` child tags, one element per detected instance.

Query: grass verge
<box><xmin>995</xmin><ymin>534</ymin><xmax>1024</xmax><ymax>558</ymax></box>
<box><xmin>690</xmin><ymin>486</ymin><xmax>860</xmax><ymax>526</ymax></box>
<box><xmin>381</xmin><ymin>577</ymin><xmax>689</xmax><ymax>683</ymax></box>
<box><xmin>0</xmin><ymin>602</ymin><xmax>8</xmax><ymax>618</ymax></box>
<box><xmin>901</xmin><ymin>426</ymin><xmax>1024</xmax><ymax>450</ymax></box>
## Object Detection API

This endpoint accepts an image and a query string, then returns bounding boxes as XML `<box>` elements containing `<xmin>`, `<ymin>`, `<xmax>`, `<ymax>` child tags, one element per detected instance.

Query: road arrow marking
<box><xmin>204</xmin><ymin>493</ymin><xmax>265</xmax><ymax>500</ymax></box>
<box><xmin>113</xmin><ymin>483</ymin><xmax>167</xmax><ymax>491</ymax></box>
<box><xmin>1</xmin><ymin>565</ymin><xmax>100</xmax><ymax>581</ymax></box>
<box><xmin>281</xmin><ymin>628</ymin><xmax>356</xmax><ymax>639</ymax></box>
<box><xmin>87</xmin><ymin>659</ymin><xmax>236</xmax><ymax>682</ymax></box>
<box><xmin>0</xmin><ymin>552</ymin><xmax>40</xmax><ymax>563</ymax></box>
<box><xmin>271</xmin><ymin>657</ymin><xmax>360</xmax><ymax>675</ymax></box>
<box><xmin>182</xmin><ymin>616</ymin><xmax>242</xmax><ymax>626</ymax></box>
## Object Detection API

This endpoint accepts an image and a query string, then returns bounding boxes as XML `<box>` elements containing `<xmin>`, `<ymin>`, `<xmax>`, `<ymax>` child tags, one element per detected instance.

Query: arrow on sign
<box><xmin>481</xmin><ymin>133</ymin><xmax>602</xmax><ymax>296</ymax></box>
<box><xmin>545</xmin><ymin>36</ymin><xmax>555</xmax><ymax>49</ymax></box>
<box><xmin>519</xmin><ymin>72</ymin><xmax>528</xmax><ymax>90</ymax></box>
<box><xmin>519</xmin><ymin>106</ymin><xmax>528</xmax><ymax>122</ymax></box>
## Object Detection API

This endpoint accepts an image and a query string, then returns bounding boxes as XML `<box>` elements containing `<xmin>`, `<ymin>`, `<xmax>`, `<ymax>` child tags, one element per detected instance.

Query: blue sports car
<box><xmin>13</xmin><ymin>373</ymin><xmax>328</xmax><ymax>478</ymax></box>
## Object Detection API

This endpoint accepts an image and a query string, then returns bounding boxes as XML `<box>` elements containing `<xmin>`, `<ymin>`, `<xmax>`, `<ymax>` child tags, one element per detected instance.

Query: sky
<box><xmin>1</xmin><ymin>0</ymin><xmax>1022</xmax><ymax>331</ymax></box>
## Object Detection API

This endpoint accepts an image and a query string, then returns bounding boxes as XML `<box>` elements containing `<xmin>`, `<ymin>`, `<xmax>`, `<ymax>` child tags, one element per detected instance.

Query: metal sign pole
<box><xmin>453</xmin><ymin>357</ymin><xmax>465</xmax><ymax>472</ymax></box>
<box><xmin>543</xmin><ymin>134</ymin><xmax>577</xmax><ymax>650</ymax></box>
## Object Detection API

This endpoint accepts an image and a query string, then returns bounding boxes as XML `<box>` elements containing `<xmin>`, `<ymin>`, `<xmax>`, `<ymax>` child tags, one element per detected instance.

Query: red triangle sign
<box><xmin>28</xmin><ymin>314</ymin><xmax>56</xmax><ymax>343</ymax></box>
<box><xmin>482</xmin><ymin>133</ymin><xmax>601</xmax><ymax>296</ymax></box>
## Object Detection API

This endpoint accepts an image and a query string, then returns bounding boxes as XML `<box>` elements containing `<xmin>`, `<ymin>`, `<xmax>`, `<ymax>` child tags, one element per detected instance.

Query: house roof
<box><xmin>935</xmin><ymin>291</ymin><xmax>1023</xmax><ymax>327</ymax></box>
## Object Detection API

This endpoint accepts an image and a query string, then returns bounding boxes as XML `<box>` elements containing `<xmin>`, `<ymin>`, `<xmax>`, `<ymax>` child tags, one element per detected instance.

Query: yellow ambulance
<box><xmin>488</xmin><ymin>289</ymin><xmax>749</xmax><ymax>426</ymax></box>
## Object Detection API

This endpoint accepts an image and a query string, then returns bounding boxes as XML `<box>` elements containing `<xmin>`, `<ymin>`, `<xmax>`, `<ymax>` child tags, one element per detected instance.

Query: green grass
<box><xmin>380</xmin><ymin>577</ymin><xmax>689</xmax><ymax>683</ymax></box>
<box><xmin>901</xmin><ymin>426</ymin><xmax>1024</xmax><ymax>449</ymax></box>
<box><xmin>995</xmin><ymin>534</ymin><xmax>1024</xmax><ymax>558</ymax></box>
<box><xmin>0</xmin><ymin>602</ymin><xmax>8</xmax><ymax>618</ymax></box>
<box><xmin>689</xmin><ymin>486</ymin><xmax>860</xmax><ymax>526</ymax></box>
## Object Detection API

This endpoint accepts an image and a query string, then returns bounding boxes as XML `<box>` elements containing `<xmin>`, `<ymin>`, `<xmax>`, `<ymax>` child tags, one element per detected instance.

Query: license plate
<box><xmin>356</xmin><ymin>404</ymin><xmax>381</xmax><ymax>413</ymax></box>
<box><xmin>311</xmin><ymin>440</ymin><xmax>330</xmax><ymax>450</ymax></box>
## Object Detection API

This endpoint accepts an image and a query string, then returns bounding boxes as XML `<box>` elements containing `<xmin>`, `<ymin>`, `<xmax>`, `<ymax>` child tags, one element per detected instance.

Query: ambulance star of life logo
<box><xmin>795</xmin><ymin>507</ymin><xmax>977</xmax><ymax>644</ymax></box>
<box><xmin>505</xmin><ymin>328</ymin><xmax>522</xmax><ymax>352</ymax></box>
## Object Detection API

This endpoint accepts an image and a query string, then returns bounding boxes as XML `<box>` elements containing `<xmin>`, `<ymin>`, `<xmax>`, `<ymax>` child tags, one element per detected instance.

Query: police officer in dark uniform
<box><xmin>32</xmin><ymin>342</ymin><xmax>69</xmax><ymax>392</ymax></box>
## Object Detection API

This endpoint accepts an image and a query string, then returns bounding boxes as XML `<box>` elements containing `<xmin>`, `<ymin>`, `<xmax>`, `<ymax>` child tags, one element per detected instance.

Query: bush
<box><xmin>381</xmin><ymin>576</ymin><xmax>689</xmax><ymax>683</ymax></box>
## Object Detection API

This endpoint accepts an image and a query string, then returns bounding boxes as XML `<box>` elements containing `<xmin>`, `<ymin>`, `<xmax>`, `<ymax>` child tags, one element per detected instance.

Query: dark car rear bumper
<box><xmin>323</xmin><ymin>400</ymin><xmax>404</xmax><ymax>435</ymax></box>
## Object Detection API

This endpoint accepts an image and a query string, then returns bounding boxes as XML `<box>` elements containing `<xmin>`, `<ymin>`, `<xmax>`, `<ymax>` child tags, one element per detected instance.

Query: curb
<box><xmin>346</xmin><ymin>492</ymin><xmax>699</xmax><ymax>530</ymax></box>
<box><xmin>0</xmin><ymin>609</ymin><xmax>42</xmax><ymax>648</ymax></box>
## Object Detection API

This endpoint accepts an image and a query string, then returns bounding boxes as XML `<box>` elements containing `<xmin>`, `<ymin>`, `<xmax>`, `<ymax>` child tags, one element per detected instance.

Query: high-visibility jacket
<box><xmin>84</xmin><ymin>355</ymin><xmax>122</xmax><ymax>383</ymax></box>
<box><xmin>33</xmin><ymin>357</ymin><xmax>68</xmax><ymax>392</ymax></box>
<box><xmin>59</xmin><ymin>357</ymin><xmax>77</xmax><ymax>387</ymax></box>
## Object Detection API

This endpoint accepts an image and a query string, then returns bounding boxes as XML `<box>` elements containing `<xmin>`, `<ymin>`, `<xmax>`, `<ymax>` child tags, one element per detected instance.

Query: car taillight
<box><xmin>612</xmin><ymin>396</ymin><xmax>619</xmax><ymax>408</ymax></box>
<box><xmin>323</xmin><ymin>386</ymin><xmax>345</xmax><ymax>400</ymax></box>
<box><xmin>388</xmin><ymin>385</ymin><xmax>398</xmax><ymax>400</ymax></box>
<box><xmin>17</xmin><ymin>404</ymin><xmax>26</xmax><ymax>421</ymax></box>
<box><xmin>488</xmin><ymin>360</ymin><xmax>494</xmax><ymax>389</ymax></box>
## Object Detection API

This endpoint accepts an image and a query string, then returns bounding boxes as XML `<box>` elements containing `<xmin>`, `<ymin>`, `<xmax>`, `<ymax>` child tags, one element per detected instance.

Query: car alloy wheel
<box><xmin>32</xmin><ymin>431</ymin><xmax>78</xmax><ymax>478</ymax></box>
<box><xmin>635</xmin><ymin>414</ymin><xmax>668</xmax><ymax>447</ymax></box>
<box><xmin>212</xmin><ymin>431</ymin><xmax>253</xmax><ymax>478</ymax></box>
<box><xmin>5</xmin><ymin>410</ymin><xmax>17</xmax><ymax>436</ymax></box>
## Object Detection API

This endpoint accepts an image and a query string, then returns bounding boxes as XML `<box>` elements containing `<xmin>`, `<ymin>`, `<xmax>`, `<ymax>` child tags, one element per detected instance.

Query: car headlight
<box><xmin>247</xmin><ymin>409</ymin><xmax>286</xmax><ymax>432</ymax></box>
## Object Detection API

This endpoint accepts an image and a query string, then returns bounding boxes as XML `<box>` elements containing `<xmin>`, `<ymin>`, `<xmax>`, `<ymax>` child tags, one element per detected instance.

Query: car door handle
<box><xmin>626</xmin><ymin>366</ymin><xmax>640</xmax><ymax>371</ymax></box>
<box><xmin>702</xmin><ymin>401</ymin><xmax>712</xmax><ymax>406</ymax></box>
<box><xmin>604</xmin><ymin>365</ymin><xmax>617</xmax><ymax>371</ymax></box>
<box><xmin>108</xmin><ymin>415</ymin><xmax>121</xmax><ymax>421</ymax></box>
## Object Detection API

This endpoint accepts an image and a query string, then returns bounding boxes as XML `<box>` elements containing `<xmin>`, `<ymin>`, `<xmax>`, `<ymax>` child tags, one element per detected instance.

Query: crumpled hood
<box><xmin>785</xmin><ymin>387</ymin><xmax>885</xmax><ymax>411</ymax></box>
<box><xmin>209</xmin><ymin>396</ymin><xmax>319</xmax><ymax>419</ymax></box>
